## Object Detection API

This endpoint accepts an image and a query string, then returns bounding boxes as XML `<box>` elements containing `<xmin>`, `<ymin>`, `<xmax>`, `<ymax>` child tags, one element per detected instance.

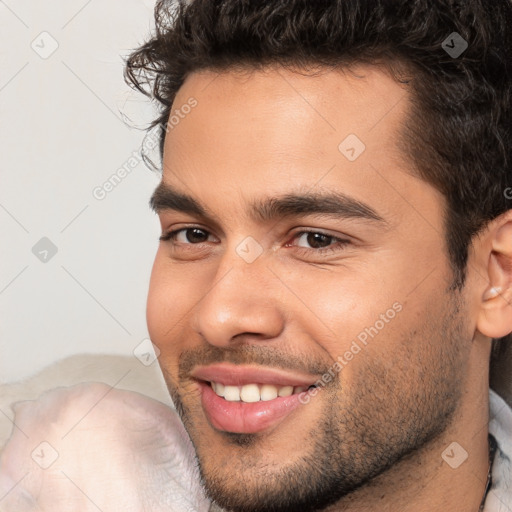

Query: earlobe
<box><xmin>482</xmin><ymin>286</ymin><xmax>503</xmax><ymax>301</ymax></box>
<box><xmin>476</xmin><ymin>213</ymin><xmax>512</xmax><ymax>340</ymax></box>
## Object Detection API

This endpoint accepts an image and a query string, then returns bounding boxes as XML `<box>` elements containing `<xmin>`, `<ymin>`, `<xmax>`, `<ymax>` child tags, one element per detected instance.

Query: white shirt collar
<box><xmin>483</xmin><ymin>389</ymin><xmax>512</xmax><ymax>511</ymax></box>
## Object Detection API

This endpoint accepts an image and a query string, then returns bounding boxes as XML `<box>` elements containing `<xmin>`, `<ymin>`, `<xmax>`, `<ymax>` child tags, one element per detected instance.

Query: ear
<box><xmin>476</xmin><ymin>210</ymin><xmax>512</xmax><ymax>339</ymax></box>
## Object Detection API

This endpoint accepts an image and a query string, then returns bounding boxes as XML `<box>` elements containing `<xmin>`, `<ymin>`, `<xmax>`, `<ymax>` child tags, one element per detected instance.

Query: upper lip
<box><xmin>191</xmin><ymin>363</ymin><xmax>319</xmax><ymax>387</ymax></box>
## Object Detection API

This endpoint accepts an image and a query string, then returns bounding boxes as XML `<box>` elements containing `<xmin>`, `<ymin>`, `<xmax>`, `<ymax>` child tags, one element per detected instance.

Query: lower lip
<box><xmin>199</xmin><ymin>382</ymin><xmax>311</xmax><ymax>434</ymax></box>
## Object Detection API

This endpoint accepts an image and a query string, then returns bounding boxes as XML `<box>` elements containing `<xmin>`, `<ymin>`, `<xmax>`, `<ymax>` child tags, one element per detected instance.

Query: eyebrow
<box><xmin>149</xmin><ymin>182</ymin><xmax>386</xmax><ymax>225</ymax></box>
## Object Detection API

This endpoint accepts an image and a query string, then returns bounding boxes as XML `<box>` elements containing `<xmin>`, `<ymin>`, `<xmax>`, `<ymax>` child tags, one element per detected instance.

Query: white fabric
<box><xmin>0</xmin><ymin>383</ymin><xmax>210</xmax><ymax>512</ymax></box>
<box><xmin>484</xmin><ymin>389</ymin><xmax>512</xmax><ymax>511</ymax></box>
<box><xmin>0</xmin><ymin>354</ymin><xmax>173</xmax><ymax>451</ymax></box>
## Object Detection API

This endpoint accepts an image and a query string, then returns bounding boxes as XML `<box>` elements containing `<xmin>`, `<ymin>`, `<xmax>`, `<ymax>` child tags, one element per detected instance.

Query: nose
<box><xmin>193</xmin><ymin>247</ymin><xmax>286</xmax><ymax>348</ymax></box>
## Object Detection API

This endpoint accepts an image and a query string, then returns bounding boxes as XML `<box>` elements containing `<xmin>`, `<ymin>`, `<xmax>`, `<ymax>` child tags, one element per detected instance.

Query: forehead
<box><xmin>171</xmin><ymin>63</ymin><xmax>409</xmax><ymax>134</ymax></box>
<box><xmin>167</xmin><ymin>64</ymin><xmax>409</xmax><ymax>163</ymax></box>
<box><xmin>158</xmin><ymin>64</ymin><xmax>433</xmax><ymax>223</ymax></box>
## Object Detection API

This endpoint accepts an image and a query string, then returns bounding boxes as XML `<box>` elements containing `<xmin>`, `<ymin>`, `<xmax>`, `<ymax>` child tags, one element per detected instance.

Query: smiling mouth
<box><xmin>194</xmin><ymin>366</ymin><xmax>321</xmax><ymax>434</ymax></box>
<box><xmin>209</xmin><ymin>381</ymin><xmax>317</xmax><ymax>402</ymax></box>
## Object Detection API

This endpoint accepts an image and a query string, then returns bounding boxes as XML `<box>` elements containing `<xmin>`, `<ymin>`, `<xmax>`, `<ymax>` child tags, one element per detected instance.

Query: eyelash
<box><xmin>159</xmin><ymin>227</ymin><xmax>351</xmax><ymax>255</ymax></box>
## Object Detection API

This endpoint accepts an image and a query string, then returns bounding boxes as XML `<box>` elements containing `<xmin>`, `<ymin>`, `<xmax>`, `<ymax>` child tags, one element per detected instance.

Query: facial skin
<box><xmin>146</xmin><ymin>65</ymin><xmax>501</xmax><ymax>512</ymax></box>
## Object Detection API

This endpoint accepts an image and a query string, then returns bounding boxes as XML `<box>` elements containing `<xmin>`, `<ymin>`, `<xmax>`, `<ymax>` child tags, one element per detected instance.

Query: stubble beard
<box><xmin>164</xmin><ymin>295</ymin><xmax>469</xmax><ymax>512</ymax></box>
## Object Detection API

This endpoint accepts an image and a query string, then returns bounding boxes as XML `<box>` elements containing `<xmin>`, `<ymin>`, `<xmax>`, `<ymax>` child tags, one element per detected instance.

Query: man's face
<box><xmin>146</xmin><ymin>65</ymin><xmax>474</xmax><ymax>512</ymax></box>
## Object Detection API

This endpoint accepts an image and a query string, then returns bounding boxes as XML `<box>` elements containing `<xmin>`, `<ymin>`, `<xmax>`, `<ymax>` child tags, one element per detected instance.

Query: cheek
<box><xmin>146</xmin><ymin>254</ymin><xmax>195</xmax><ymax>344</ymax></box>
<box><xmin>275</xmin><ymin>261</ymin><xmax>408</xmax><ymax>357</ymax></box>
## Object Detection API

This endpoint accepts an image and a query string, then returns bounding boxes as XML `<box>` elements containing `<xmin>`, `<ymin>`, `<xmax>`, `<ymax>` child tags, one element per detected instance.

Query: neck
<box><xmin>326</xmin><ymin>355</ymin><xmax>491</xmax><ymax>512</ymax></box>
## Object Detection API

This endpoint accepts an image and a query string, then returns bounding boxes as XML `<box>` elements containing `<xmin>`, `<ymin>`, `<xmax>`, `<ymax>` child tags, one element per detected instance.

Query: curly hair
<box><xmin>125</xmin><ymin>0</ymin><xmax>512</xmax><ymax>393</ymax></box>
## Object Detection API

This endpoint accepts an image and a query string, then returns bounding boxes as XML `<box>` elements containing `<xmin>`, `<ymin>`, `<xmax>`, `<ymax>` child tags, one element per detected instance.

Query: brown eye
<box><xmin>289</xmin><ymin>230</ymin><xmax>351</xmax><ymax>255</ymax></box>
<box><xmin>159</xmin><ymin>227</ymin><xmax>213</xmax><ymax>243</ymax></box>
<box><xmin>183</xmin><ymin>228</ymin><xmax>209</xmax><ymax>243</ymax></box>
<box><xmin>301</xmin><ymin>232</ymin><xmax>334</xmax><ymax>249</ymax></box>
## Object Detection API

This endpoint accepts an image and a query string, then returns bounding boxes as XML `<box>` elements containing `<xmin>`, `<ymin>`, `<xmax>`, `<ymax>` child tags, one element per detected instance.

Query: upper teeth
<box><xmin>211</xmin><ymin>382</ymin><xmax>308</xmax><ymax>402</ymax></box>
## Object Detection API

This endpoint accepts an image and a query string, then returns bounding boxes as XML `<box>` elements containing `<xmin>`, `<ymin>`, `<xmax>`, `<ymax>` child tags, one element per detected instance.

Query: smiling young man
<box><xmin>125</xmin><ymin>1</ymin><xmax>512</xmax><ymax>511</ymax></box>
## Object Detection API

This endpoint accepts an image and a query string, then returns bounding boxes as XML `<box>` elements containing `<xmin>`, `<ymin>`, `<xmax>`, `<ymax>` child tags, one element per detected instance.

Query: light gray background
<box><xmin>0</xmin><ymin>0</ymin><xmax>163</xmax><ymax>382</ymax></box>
